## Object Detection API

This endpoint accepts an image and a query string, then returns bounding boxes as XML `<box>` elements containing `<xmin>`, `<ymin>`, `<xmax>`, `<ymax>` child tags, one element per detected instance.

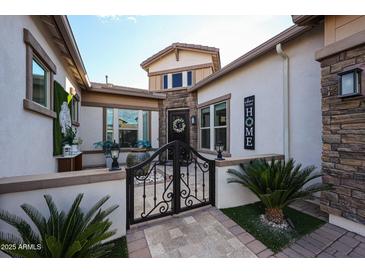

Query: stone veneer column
<box><xmin>158</xmin><ymin>88</ymin><xmax>198</xmax><ymax>149</ymax></box>
<box><xmin>319</xmin><ymin>43</ymin><xmax>365</xmax><ymax>225</ymax></box>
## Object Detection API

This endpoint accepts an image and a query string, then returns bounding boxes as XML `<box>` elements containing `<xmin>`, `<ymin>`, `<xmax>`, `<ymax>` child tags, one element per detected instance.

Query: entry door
<box><xmin>168</xmin><ymin>109</ymin><xmax>190</xmax><ymax>144</ymax></box>
<box><xmin>168</xmin><ymin>109</ymin><xmax>190</xmax><ymax>160</ymax></box>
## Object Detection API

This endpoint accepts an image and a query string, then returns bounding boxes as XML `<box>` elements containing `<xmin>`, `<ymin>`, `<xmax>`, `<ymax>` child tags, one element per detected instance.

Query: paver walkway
<box><xmin>127</xmin><ymin>206</ymin><xmax>272</xmax><ymax>258</ymax></box>
<box><xmin>127</xmin><ymin>205</ymin><xmax>365</xmax><ymax>258</ymax></box>
<box><xmin>276</xmin><ymin>223</ymin><xmax>365</xmax><ymax>258</ymax></box>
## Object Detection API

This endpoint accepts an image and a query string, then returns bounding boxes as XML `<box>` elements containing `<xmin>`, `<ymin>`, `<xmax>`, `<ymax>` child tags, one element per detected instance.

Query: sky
<box><xmin>68</xmin><ymin>16</ymin><xmax>294</xmax><ymax>89</ymax></box>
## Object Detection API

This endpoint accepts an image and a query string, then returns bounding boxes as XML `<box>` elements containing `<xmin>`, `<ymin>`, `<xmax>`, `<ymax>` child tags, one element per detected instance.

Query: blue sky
<box><xmin>68</xmin><ymin>16</ymin><xmax>293</xmax><ymax>89</ymax></box>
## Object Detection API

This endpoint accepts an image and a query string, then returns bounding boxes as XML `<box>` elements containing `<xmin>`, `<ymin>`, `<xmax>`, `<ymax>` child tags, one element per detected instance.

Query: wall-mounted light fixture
<box><xmin>338</xmin><ymin>68</ymin><xmax>362</xmax><ymax>97</ymax></box>
<box><xmin>191</xmin><ymin>115</ymin><xmax>196</xmax><ymax>125</ymax></box>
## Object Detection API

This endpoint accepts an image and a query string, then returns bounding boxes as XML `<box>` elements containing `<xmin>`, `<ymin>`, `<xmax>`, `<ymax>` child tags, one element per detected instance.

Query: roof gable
<box><xmin>141</xmin><ymin>43</ymin><xmax>220</xmax><ymax>72</ymax></box>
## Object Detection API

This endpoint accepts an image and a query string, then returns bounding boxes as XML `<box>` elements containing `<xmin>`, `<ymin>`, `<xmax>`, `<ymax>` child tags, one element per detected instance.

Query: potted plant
<box><xmin>62</xmin><ymin>126</ymin><xmax>77</xmax><ymax>156</ymax></box>
<box><xmin>126</xmin><ymin>140</ymin><xmax>152</xmax><ymax>175</ymax></box>
<box><xmin>72</xmin><ymin>137</ymin><xmax>83</xmax><ymax>154</ymax></box>
<box><xmin>93</xmin><ymin>140</ymin><xmax>114</xmax><ymax>169</ymax></box>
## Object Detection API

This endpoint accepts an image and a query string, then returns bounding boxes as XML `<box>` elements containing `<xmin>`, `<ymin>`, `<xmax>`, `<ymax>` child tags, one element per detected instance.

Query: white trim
<box><xmin>167</xmin><ymin>74</ymin><xmax>172</xmax><ymax>89</ymax></box>
<box><xmin>210</xmin><ymin>104</ymin><xmax>214</xmax><ymax>150</ymax></box>
<box><xmin>329</xmin><ymin>214</ymin><xmax>365</xmax><ymax>237</ymax></box>
<box><xmin>112</xmin><ymin>108</ymin><xmax>119</xmax><ymax>142</ymax></box>
<box><xmin>32</xmin><ymin>55</ymin><xmax>51</xmax><ymax>109</ymax></box>
<box><xmin>182</xmin><ymin>71</ymin><xmax>188</xmax><ymax>87</ymax></box>
<box><xmin>198</xmin><ymin>101</ymin><xmax>228</xmax><ymax>152</ymax></box>
<box><xmin>137</xmin><ymin>110</ymin><xmax>143</xmax><ymax>140</ymax></box>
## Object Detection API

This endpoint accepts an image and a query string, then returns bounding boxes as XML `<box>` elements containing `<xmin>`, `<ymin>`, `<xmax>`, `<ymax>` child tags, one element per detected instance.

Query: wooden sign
<box><xmin>244</xmin><ymin>95</ymin><xmax>255</xmax><ymax>150</ymax></box>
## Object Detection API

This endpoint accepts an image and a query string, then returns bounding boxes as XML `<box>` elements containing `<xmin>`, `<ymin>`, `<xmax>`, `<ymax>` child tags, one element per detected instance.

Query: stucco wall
<box><xmin>0</xmin><ymin>179</ymin><xmax>126</xmax><ymax>257</ymax></box>
<box><xmin>0</xmin><ymin>16</ymin><xmax>79</xmax><ymax>178</ymax></box>
<box><xmin>285</xmin><ymin>26</ymin><xmax>323</xmax><ymax>170</ymax></box>
<box><xmin>79</xmin><ymin>106</ymin><xmax>103</xmax><ymax>151</ymax></box>
<box><xmin>197</xmin><ymin>25</ymin><xmax>323</xmax><ymax>174</ymax></box>
<box><xmin>197</xmin><ymin>51</ymin><xmax>284</xmax><ymax>158</ymax></box>
<box><xmin>148</xmin><ymin>50</ymin><xmax>213</xmax><ymax>73</ymax></box>
<box><xmin>215</xmin><ymin>165</ymin><xmax>258</xmax><ymax>209</ymax></box>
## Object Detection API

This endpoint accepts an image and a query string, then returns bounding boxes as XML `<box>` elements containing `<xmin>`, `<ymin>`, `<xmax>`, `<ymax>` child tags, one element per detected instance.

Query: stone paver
<box><xmin>282</xmin><ymin>216</ymin><xmax>364</xmax><ymax>258</ymax></box>
<box><xmin>127</xmin><ymin>207</ymin><xmax>265</xmax><ymax>258</ymax></box>
<box><xmin>129</xmin><ymin>247</ymin><xmax>151</xmax><ymax>258</ymax></box>
<box><xmin>246</xmin><ymin>240</ymin><xmax>267</xmax><ymax>254</ymax></box>
<box><xmin>127</xmin><ymin>238</ymin><xmax>148</xmax><ymax>253</ymax></box>
<box><xmin>228</xmin><ymin>225</ymin><xmax>246</xmax><ymax>236</ymax></box>
<box><xmin>236</xmin><ymin>232</ymin><xmax>255</xmax><ymax>244</ymax></box>
<box><xmin>257</xmin><ymin>249</ymin><xmax>274</xmax><ymax>258</ymax></box>
<box><xmin>126</xmin><ymin>203</ymin><xmax>365</xmax><ymax>258</ymax></box>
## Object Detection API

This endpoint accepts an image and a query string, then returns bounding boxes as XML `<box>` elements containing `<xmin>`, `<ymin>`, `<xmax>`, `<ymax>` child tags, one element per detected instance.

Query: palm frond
<box><xmin>0</xmin><ymin>193</ymin><xmax>118</xmax><ymax>258</ymax></box>
<box><xmin>226</xmin><ymin>158</ymin><xmax>327</xmax><ymax>211</ymax></box>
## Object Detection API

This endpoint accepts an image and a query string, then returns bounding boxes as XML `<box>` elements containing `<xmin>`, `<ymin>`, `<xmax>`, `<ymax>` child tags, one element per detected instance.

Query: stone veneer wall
<box><xmin>158</xmin><ymin>88</ymin><xmax>198</xmax><ymax>148</ymax></box>
<box><xmin>320</xmin><ymin>43</ymin><xmax>365</xmax><ymax>224</ymax></box>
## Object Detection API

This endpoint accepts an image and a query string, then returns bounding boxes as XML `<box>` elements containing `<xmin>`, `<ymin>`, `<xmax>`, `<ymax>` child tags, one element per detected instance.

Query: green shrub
<box><xmin>227</xmin><ymin>158</ymin><xmax>328</xmax><ymax>224</ymax></box>
<box><xmin>0</xmin><ymin>194</ymin><xmax>118</xmax><ymax>257</ymax></box>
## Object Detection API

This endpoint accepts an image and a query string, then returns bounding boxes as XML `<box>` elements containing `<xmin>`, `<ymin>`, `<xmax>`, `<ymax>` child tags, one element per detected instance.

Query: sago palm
<box><xmin>0</xmin><ymin>193</ymin><xmax>118</xmax><ymax>257</ymax></box>
<box><xmin>227</xmin><ymin>158</ymin><xmax>327</xmax><ymax>224</ymax></box>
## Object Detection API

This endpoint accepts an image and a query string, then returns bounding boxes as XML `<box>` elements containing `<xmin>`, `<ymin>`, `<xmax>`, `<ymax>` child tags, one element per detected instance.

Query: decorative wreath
<box><xmin>172</xmin><ymin>118</ymin><xmax>186</xmax><ymax>133</ymax></box>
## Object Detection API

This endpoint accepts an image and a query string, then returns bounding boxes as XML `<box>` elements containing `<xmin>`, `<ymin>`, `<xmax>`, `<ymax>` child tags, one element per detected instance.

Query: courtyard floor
<box><xmin>127</xmin><ymin>204</ymin><xmax>365</xmax><ymax>258</ymax></box>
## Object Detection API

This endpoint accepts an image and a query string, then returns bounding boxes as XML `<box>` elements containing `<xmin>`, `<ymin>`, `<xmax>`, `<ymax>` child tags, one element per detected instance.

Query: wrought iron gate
<box><xmin>126</xmin><ymin>140</ymin><xmax>215</xmax><ymax>228</ymax></box>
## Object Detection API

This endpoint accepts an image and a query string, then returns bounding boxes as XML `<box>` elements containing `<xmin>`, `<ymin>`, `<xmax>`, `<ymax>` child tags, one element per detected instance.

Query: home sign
<box><xmin>244</xmin><ymin>95</ymin><xmax>255</xmax><ymax>150</ymax></box>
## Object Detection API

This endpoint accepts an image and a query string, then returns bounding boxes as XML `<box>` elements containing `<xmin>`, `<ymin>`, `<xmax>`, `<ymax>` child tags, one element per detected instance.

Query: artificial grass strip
<box><xmin>104</xmin><ymin>236</ymin><xmax>128</xmax><ymax>258</ymax></box>
<box><xmin>222</xmin><ymin>202</ymin><xmax>325</xmax><ymax>253</ymax></box>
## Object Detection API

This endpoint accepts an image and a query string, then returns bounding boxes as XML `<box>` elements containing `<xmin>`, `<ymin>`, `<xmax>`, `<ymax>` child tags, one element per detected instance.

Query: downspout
<box><xmin>276</xmin><ymin>43</ymin><xmax>290</xmax><ymax>162</ymax></box>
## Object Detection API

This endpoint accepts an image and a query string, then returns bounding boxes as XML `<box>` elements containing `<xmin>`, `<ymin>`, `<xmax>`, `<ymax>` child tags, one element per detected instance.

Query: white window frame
<box><xmin>163</xmin><ymin>71</ymin><xmax>190</xmax><ymax>89</ymax></box>
<box><xmin>105</xmin><ymin>108</ymin><xmax>151</xmax><ymax>147</ymax></box>
<box><xmin>118</xmin><ymin>109</ymin><xmax>139</xmax><ymax>147</ymax></box>
<box><xmin>105</xmin><ymin>108</ymin><xmax>114</xmax><ymax>142</ymax></box>
<box><xmin>71</xmin><ymin>95</ymin><xmax>80</xmax><ymax>125</ymax></box>
<box><xmin>31</xmin><ymin>56</ymin><xmax>51</xmax><ymax>108</ymax></box>
<box><xmin>199</xmin><ymin>99</ymin><xmax>229</xmax><ymax>153</ymax></box>
<box><xmin>213</xmin><ymin>101</ymin><xmax>228</xmax><ymax>150</ymax></box>
<box><xmin>23</xmin><ymin>28</ymin><xmax>57</xmax><ymax>119</ymax></box>
<box><xmin>200</xmin><ymin>106</ymin><xmax>211</xmax><ymax>150</ymax></box>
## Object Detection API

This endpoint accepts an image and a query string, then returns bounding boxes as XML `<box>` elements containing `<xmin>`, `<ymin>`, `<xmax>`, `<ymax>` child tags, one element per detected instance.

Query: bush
<box><xmin>0</xmin><ymin>194</ymin><xmax>118</xmax><ymax>257</ymax></box>
<box><xmin>227</xmin><ymin>158</ymin><xmax>328</xmax><ymax>224</ymax></box>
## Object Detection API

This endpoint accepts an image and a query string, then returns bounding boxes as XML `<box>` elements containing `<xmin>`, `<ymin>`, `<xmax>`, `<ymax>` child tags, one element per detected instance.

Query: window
<box><xmin>214</xmin><ymin>102</ymin><xmax>227</xmax><ymax>151</ymax></box>
<box><xmin>163</xmin><ymin>74</ymin><xmax>168</xmax><ymax>89</ymax></box>
<box><xmin>339</xmin><ymin>68</ymin><xmax>362</xmax><ymax>97</ymax></box>
<box><xmin>105</xmin><ymin>109</ymin><xmax>151</xmax><ymax>148</ymax></box>
<box><xmin>71</xmin><ymin>95</ymin><xmax>80</xmax><ymax>124</ymax></box>
<box><xmin>32</xmin><ymin>58</ymin><xmax>49</xmax><ymax>107</ymax></box>
<box><xmin>200</xmin><ymin>107</ymin><xmax>210</xmax><ymax>149</ymax></box>
<box><xmin>24</xmin><ymin>29</ymin><xmax>57</xmax><ymax>118</ymax></box>
<box><xmin>118</xmin><ymin>109</ymin><xmax>139</xmax><ymax>147</ymax></box>
<box><xmin>199</xmin><ymin>100</ymin><xmax>229</xmax><ymax>152</ymax></box>
<box><xmin>105</xmin><ymin>108</ymin><xmax>114</xmax><ymax>141</ymax></box>
<box><xmin>172</xmin><ymin>73</ymin><xmax>183</xmax><ymax>88</ymax></box>
<box><xmin>187</xmin><ymin>71</ymin><xmax>193</xmax><ymax>86</ymax></box>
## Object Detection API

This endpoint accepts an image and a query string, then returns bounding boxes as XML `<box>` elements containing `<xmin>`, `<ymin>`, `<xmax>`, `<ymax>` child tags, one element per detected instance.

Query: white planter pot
<box><xmin>105</xmin><ymin>157</ymin><xmax>112</xmax><ymax>169</ymax></box>
<box><xmin>71</xmin><ymin>145</ymin><xmax>78</xmax><ymax>154</ymax></box>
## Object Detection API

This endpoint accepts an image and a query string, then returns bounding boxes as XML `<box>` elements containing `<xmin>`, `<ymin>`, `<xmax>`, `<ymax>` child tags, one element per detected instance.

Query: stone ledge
<box><xmin>315</xmin><ymin>29</ymin><xmax>365</xmax><ymax>61</ymax></box>
<box><xmin>23</xmin><ymin>98</ymin><xmax>57</xmax><ymax>119</ymax></box>
<box><xmin>215</xmin><ymin>154</ymin><xmax>284</xmax><ymax>167</ymax></box>
<box><xmin>0</xmin><ymin>168</ymin><xmax>125</xmax><ymax>195</ymax></box>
